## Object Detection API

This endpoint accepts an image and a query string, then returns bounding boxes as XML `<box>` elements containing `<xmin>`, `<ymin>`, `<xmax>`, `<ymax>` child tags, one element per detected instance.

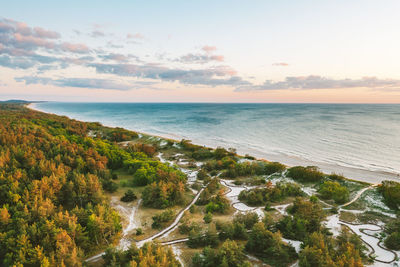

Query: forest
<box><xmin>0</xmin><ymin>104</ymin><xmax>184</xmax><ymax>266</ymax></box>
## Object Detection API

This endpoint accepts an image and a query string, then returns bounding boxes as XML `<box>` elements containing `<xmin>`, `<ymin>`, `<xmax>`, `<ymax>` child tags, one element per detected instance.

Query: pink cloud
<box><xmin>13</xmin><ymin>32</ymin><xmax>55</xmax><ymax>49</ymax></box>
<box><xmin>210</xmin><ymin>55</ymin><xmax>224</xmax><ymax>62</ymax></box>
<box><xmin>15</xmin><ymin>22</ymin><xmax>31</xmax><ymax>35</ymax></box>
<box><xmin>33</xmin><ymin>27</ymin><xmax>60</xmax><ymax>39</ymax></box>
<box><xmin>60</xmin><ymin>42</ymin><xmax>90</xmax><ymax>53</ymax></box>
<box><xmin>127</xmin><ymin>33</ymin><xmax>144</xmax><ymax>39</ymax></box>
<box><xmin>202</xmin><ymin>45</ymin><xmax>217</xmax><ymax>53</ymax></box>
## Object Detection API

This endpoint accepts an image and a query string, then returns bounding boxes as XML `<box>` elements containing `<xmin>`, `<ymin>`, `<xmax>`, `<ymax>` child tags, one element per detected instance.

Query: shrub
<box><xmin>233</xmin><ymin>212</ymin><xmax>259</xmax><ymax>229</ymax></box>
<box><xmin>188</xmin><ymin>224</ymin><xmax>219</xmax><ymax>248</ymax></box>
<box><xmin>197</xmin><ymin>169</ymin><xmax>210</xmax><ymax>180</ymax></box>
<box><xmin>192</xmin><ymin>240</ymin><xmax>250</xmax><ymax>267</ymax></box>
<box><xmin>328</xmin><ymin>173</ymin><xmax>346</xmax><ymax>181</ymax></box>
<box><xmin>151</xmin><ymin>209</ymin><xmax>174</xmax><ymax>229</ymax></box>
<box><xmin>192</xmin><ymin>148</ymin><xmax>214</xmax><ymax>160</ymax></box>
<box><xmin>384</xmin><ymin>218</ymin><xmax>400</xmax><ymax>250</ymax></box>
<box><xmin>318</xmin><ymin>181</ymin><xmax>349</xmax><ymax>204</ymax></box>
<box><xmin>135</xmin><ymin>228</ymin><xmax>143</xmax><ymax>235</ymax></box>
<box><xmin>245</xmin><ymin>154</ymin><xmax>255</xmax><ymax>160</ymax></box>
<box><xmin>287</xmin><ymin>166</ymin><xmax>324</xmax><ymax>182</ymax></box>
<box><xmin>238</xmin><ymin>182</ymin><xmax>303</xmax><ymax>206</ymax></box>
<box><xmin>106</xmin><ymin>127</ymin><xmax>138</xmax><ymax>142</ymax></box>
<box><xmin>299</xmin><ymin>231</ymin><xmax>366</xmax><ymax>267</ymax></box>
<box><xmin>276</xmin><ymin>198</ymin><xmax>325</xmax><ymax>241</ymax></box>
<box><xmin>214</xmin><ymin>147</ymin><xmax>230</xmax><ymax>160</ymax></box>
<box><xmin>246</xmin><ymin>222</ymin><xmax>298</xmax><ymax>266</ymax></box>
<box><xmin>378</xmin><ymin>180</ymin><xmax>400</xmax><ymax>210</ymax></box>
<box><xmin>120</xmin><ymin>189</ymin><xmax>137</xmax><ymax>202</ymax></box>
<box><xmin>264</xmin><ymin>162</ymin><xmax>286</xmax><ymax>175</ymax></box>
<box><xmin>179</xmin><ymin>221</ymin><xmax>201</xmax><ymax>235</ymax></box>
<box><xmin>204</xmin><ymin>192</ymin><xmax>231</xmax><ymax>214</ymax></box>
<box><xmin>103</xmin><ymin>242</ymin><xmax>180</xmax><ymax>266</ymax></box>
<box><xmin>102</xmin><ymin>179</ymin><xmax>118</xmax><ymax>192</ymax></box>
<box><xmin>203</xmin><ymin>212</ymin><xmax>213</xmax><ymax>224</ymax></box>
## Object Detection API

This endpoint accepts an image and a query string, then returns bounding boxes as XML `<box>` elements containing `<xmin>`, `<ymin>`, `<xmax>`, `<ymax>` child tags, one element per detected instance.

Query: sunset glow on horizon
<box><xmin>1</xmin><ymin>0</ymin><xmax>400</xmax><ymax>103</ymax></box>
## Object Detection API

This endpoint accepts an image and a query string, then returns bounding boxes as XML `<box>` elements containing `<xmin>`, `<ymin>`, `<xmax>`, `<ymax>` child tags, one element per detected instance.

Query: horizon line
<box><xmin>23</xmin><ymin>100</ymin><xmax>400</xmax><ymax>105</ymax></box>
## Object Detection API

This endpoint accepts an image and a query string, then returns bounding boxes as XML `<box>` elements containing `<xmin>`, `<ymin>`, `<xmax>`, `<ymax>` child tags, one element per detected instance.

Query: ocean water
<box><xmin>33</xmin><ymin>102</ymin><xmax>400</xmax><ymax>181</ymax></box>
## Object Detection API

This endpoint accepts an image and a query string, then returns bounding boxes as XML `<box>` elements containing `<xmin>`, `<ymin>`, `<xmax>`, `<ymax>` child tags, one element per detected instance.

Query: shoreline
<box><xmin>27</xmin><ymin>103</ymin><xmax>400</xmax><ymax>185</ymax></box>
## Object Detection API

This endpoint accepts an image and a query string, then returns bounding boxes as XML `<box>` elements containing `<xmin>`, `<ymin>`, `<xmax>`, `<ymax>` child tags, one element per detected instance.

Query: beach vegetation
<box><xmin>276</xmin><ymin>197</ymin><xmax>325</xmax><ymax>240</ymax></box>
<box><xmin>151</xmin><ymin>209</ymin><xmax>174</xmax><ymax>229</ymax></box>
<box><xmin>204</xmin><ymin>191</ymin><xmax>231</xmax><ymax>214</ymax></box>
<box><xmin>287</xmin><ymin>166</ymin><xmax>324</xmax><ymax>182</ymax></box>
<box><xmin>318</xmin><ymin>180</ymin><xmax>350</xmax><ymax>204</ymax></box>
<box><xmin>222</xmin><ymin>161</ymin><xmax>286</xmax><ymax>178</ymax></box>
<box><xmin>188</xmin><ymin>224</ymin><xmax>219</xmax><ymax>248</ymax></box>
<box><xmin>378</xmin><ymin>180</ymin><xmax>400</xmax><ymax>210</ymax></box>
<box><xmin>126</xmin><ymin>143</ymin><xmax>156</xmax><ymax>157</ymax></box>
<box><xmin>178</xmin><ymin>220</ymin><xmax>201</xmax><ymax>234</ymax></box>
<box><xmin>246</xmin><ymin>222</ymin><xmax>298</xmax><ymax>266</ymax></box>
<box><xmin>105</xmin><ymin>127</ymin><xmax>139</xmax><ymax>142</ymax></box>
<box><xmin>384</xmin><ymin>218</ymin><xmax>400</xmax><ymax>250</ymax></box>
<box><xmin>238</xmin><ymin>181</ymin><xmax>303</xmax><ymax>206</ymax></box>
<box><xmin>192</xmin><ymin>240</ymin><xmax>251</xmax><ymax>267</ymax></box>
<box><xmin>192</xmin><ymin>148</ymin><xmax>214</xmax><ymax>160</ymax></box>
<box><xmin>299</xmin><ymin>230</ymin><xmax>366</xmax><ymax>267</ymax></box>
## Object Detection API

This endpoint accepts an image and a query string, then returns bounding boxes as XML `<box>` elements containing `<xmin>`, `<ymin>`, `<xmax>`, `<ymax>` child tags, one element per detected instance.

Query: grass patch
<box><xmin>339</xmin><ymin>211</ymin><xmax>358</xmax><ymax>223</ymax></box>
<box><xmin>356</xmin><ymin>210</ymin><xmax>395</xmax><ymax>224</ymax></box>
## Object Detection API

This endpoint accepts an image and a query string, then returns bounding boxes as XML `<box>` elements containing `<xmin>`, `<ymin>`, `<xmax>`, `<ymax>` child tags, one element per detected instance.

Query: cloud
<box><xmin>0</xmin><ymin>18</ymin><xmax>60</xmax><ymax>52</ymax></box>
<box><xmin>61</xmin><ymin>55</ymin><xmax>94</xmax><ymax>66</ymax></box>
<box><xmin>0</xmin><ymin>17</ymin><xmax>250</xmax><ymax>91</ymax></box>
<box><xmin>0</xmin><ymin>18</ymin><xmax>90</xmax><ymax>54</ymax></box>
<box><xmin>6</xmin><ymin>17</ymin><xmax>399</xmax><ymax>95</ymax></box>
<box><xmin>272</xmin><ymin>62</ymin><xmax>289</xmax><ymax>66</ymax></box>
<box><xmin>107</xmin><ymin>41</ymin><xmax>124</xmax><ymax>49</ymax></box>
<box><xmin>0</xmin><ymin>18</ymin><xmax>94</xmax><ymax>71</ymax></box>
<box><xmin>0</xmin><ymin>18</ymin><xmax>241</xmax><ymax>90</ymax></box>
<box><xmin>60</xmin><ymin>42</ymin><xmax>90</xmax><ymax>53</ymax></box>
<box><xmin>236</xmin><ymin>75</ymin><xmax>400</xmax><ymax>91</ymax></box>
<box><xmin>127</xmin><ymin>33</ymin><xmax>144</xmax><ymax>39</ymax></box>
<box><xmin>33</xmin><ymin>27</ymin><xmax>60</xmax><ymax>39</ymax></box>
<box><xmin>89</xmin><ymin>63</ymin><xmax>249</xmax><ymax>87</ymax></box>
<box><xmin>15</xmin><ymin>76</ymin><xmax>139</xmax><ymax>90</ymax></box>
<box><xmin>202</xmin><ymin>45</ymin><xmax>217</xmax><ymax>53</ymax></box>
<box><xmin>176</xmin><ymin>53</ymin><xmax>224</xmax><ymax>64</ymax></box>
<box><xmin>0</xmin><ymin>55</ymin><xmax>36</xmax><ymax>69</ymax></box>
<box><xmin>90</xmin><ymin>30</ymin><xmax>105</xmax><ymax>38</ymax></box>
<box><xmin>0</xmin><ymin>19</ymin><xmax>60</xmax><ymax>39</ymax></box>
<box><xmin>12</xmin><ymin>32</ymin><xmax>56</xmax><ymax>50</ymax></box>
<box><xmin>175</xmin><ymin>46</ymin><xmax>224</xmax><ymax>64</ymax></box>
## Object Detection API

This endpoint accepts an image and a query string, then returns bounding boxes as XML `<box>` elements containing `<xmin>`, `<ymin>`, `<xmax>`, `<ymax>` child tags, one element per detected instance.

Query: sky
<box><xmin>1</xmin><ymin>0</ymin><xmax>400</xmax><ymax>103</ymax></box>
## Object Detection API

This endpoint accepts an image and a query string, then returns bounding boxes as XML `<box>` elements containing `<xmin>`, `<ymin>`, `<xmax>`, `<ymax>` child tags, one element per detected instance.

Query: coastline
<box><xmin>27</xmin><ymin>103</ymin><xmax>400</xmax><ymax>185</ymax></box>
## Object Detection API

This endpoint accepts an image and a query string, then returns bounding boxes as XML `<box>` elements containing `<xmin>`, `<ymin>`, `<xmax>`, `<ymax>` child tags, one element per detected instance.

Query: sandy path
<box><xmin>135</xmin><ymin>186</ymin><xmax>205</xmax><ymax>247</ymax></box>
<box><xmin>86</xmin><ymin>186</ymin><xmax>205</xmax><ymax>262</ymax></box>
<box><xmin>340</xmin><ymin>184</ymin><xmax>378</xmax><ymax>208</ymax></box>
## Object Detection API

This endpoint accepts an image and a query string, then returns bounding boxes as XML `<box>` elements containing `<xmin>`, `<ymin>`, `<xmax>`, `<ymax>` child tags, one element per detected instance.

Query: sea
<box><xmin>32</xmin><ymin>102</ymin><xmax>400</xmax><ymax>183</ymax></box>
